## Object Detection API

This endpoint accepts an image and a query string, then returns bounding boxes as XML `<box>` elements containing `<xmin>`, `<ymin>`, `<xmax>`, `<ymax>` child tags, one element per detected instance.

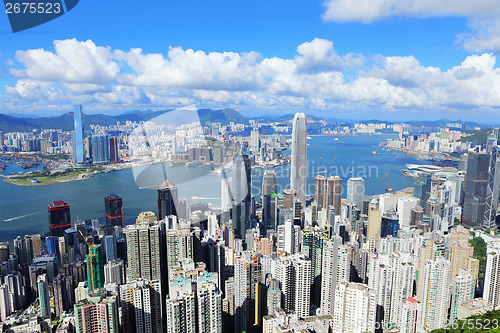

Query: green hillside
<box><xmin>431</xmin><ymin>310</ymin><xmax>500</xmax><ymax>332</ymax></box>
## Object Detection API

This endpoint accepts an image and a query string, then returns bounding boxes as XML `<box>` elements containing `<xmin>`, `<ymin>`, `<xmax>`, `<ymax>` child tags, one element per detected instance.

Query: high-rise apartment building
<box><xmin>120</xmin><ymin>279</ymin><xmax>162</xmax><ymax>333</ymax></box>
<box><xmin>419</xmin><ymin>257</ymin><xmax>451</xmax><ymax>332</ymax></box>
<box><xmin>276</xmin><ymin>219</ymin><xmax>299</xmax><ymax>254</ymax></box>
<box><xmin>271</xmin><ymin>253</ymin><xmax>312</xmax><ymax>318</ymax></box>
<box><xmin>320</xmin><ymin>237</ymin><xmax>350</xmax><ymax>315</ymax></box>
<box><xmin>48</xmin><ymin>201</ymin><xmax>71</xmax><ymax>237</ymax></box>
<box><xmin>450</xmin><ymin>269</ymin><xmax>475</xmax><ymax>323</ymax></box>
<box><xmin>104</xmin><ymin>259</ymin><xmax>125</xmax><ymax>285</ymax></box>
<box><xmin>196</xmin><ymin>282</ymin><xmax>222</xmax><ymax>333</ymax></box>
<box><xmin>234</xmin><ymin>252</ymin><xmax>261</xmax><ymax>333</ymax></box>
<box><xmin>74</xmin><ymin>295</ymin><xmax>119</xmax><ymax>333</ymax></box>
<box><xmin>368</xmin><ymin>252</ymin><xmax>414</xmax><ymax>328</ymax></box>
<box><xmin>302</xmin><ymin>228</ymin><xmax>328</xmax><ymax>306</ymax></box>
<box><xmin>333</xmin><ymin>282</ymin><xmax>377</xmax><ymax>333</ymax></box>
<box><xmin>125</xmin><ymin>218</ymin><xmax>162</xmax><ymax>283</ymax></box>
<box><xmin>37</xmin><ymin>274</ymin><xmax>51</xmax><ymax>319</ymax></box>
<box><xmin>53</xmin><ymin>273</ymin><xmax>72</xmax><ymax>316</ymax></box>
<box><xmin>290</xmin><ymin>113</ymin><xmax>307</xmax><ymax>205</ymax></box>
<box><xmin>484</xmin><ymin>241</ymin><xmax>500</xmax><ymax>309</ymax></box>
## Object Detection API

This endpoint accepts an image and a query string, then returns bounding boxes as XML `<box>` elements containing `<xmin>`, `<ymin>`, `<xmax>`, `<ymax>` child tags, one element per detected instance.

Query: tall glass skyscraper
<box><xmin>290</xmin><ymin>113</ymin><xmax>307</xmax><ymax>205</ymax></box>
<box><xmin>73</xmin><ymin>105</ymin><xmax>85</xmax><ymax>165</ymax></box>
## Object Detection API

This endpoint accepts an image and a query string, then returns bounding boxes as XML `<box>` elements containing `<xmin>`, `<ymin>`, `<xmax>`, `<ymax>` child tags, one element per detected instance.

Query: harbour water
<box><xmin>0</xmin><ymin>134</ymin><xmax>430</xmax><ymax>242</ymax></box>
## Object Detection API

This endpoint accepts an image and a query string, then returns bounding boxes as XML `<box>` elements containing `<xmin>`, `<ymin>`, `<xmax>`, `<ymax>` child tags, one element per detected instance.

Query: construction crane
<box><xmin>78</xmin><ymin>230</ymin><xmax>96</xmax><ymax>291</ymax></box>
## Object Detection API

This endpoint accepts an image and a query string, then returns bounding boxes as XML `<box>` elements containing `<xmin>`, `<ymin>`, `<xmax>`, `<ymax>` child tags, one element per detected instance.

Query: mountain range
<box><xmin>0</xmin><ymin>108</ymin><xmax>494</xmax><ymax>132</ymax></box>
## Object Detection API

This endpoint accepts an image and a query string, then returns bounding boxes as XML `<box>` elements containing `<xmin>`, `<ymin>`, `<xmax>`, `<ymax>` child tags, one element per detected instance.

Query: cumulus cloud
<box><xmin>12</xmin><ymin>39</ymin><xmax>119</xmax><ymax>84</ymax></box>
<box><xmin>322</xmin><ymin>0</ymin><xmax>500</xmax><ymax>52</ymax></box>
<box><xmin>5</xmin><ymin>38</ymin><xmax>500</xmax><ymax>115</ymax></box>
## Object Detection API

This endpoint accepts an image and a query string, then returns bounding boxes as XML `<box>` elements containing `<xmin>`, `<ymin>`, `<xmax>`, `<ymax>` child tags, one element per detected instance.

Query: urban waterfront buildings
<box><xmin>1</xmin><ymin>111</ymin><xmax>500</xmax><ymax>332</ymax></box>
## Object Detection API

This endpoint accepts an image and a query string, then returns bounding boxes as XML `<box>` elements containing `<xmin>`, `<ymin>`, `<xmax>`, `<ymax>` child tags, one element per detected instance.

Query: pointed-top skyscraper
<box><xmin>158</xmin><ymin>180</ymin><xmax>178</xmax><ymax>220</ymax></box>
<box><xmin>290</xmin><ymin>113</ymin><xmax>307</xmax><ymax>205</ymax></box>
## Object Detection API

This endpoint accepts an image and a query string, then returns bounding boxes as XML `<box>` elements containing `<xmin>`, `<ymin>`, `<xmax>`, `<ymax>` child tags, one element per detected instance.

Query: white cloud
<box><xmin>5</xmin><ymin>38</ymin><xmax>500</xmax><ymax>116</ymax></box>
<box><xmin>12</xmin><ymin>39</ymin><xmax>119</xmax><ymax>84</ymax></box>
<box><xmin>322</xmin><ymin>0</ymin><xmax>500</xmax><ymax>51</ymax></box>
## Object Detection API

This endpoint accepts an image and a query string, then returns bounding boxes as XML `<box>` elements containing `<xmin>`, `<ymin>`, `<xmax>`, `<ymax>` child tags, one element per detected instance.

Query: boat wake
<box><xmin>3</xmin><ymin>213</ymin><xmax>36</xmax><ymax>223</ymax></box>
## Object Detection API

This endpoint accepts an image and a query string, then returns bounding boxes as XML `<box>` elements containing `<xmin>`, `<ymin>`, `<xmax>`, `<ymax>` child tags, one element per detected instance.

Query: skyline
<box><xmin>0</xmin><ymin>1</ymin><xmax>500</xmax><ymax>121</ymax></box>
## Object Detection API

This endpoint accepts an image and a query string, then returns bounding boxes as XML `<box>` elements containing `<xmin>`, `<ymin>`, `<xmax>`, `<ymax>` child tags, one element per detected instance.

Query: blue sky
<box><xmin>1</xmin><ymin>0</ymin><xmax>500</xmax><ymax>122</ymax></box>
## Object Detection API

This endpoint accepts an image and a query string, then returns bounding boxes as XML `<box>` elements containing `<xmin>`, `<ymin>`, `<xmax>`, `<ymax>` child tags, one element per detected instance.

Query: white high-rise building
<box><xmin>166</xmin><ymin>277</ymin><xmax>222</xmax><ymax>333</ymax></box>
<box><xmin>483</xmin><ymin>241</ymin><xmax>500</xmax><ymax>309</ymax></box>
<box><xmin>0</xmin><ymin>284</ymin><xmax>11</xmax><ymax>321</ymax></box>
<box><xmin>450</xmin><ymin>269</ymin><xmax>475</xmax><ymax>323</ymax></box>
<box><xmin>290</xmin><ymin>113</ymin><xmax>307</xmax><ymax>205</ymax></box>
<box><xmin>120</xmin><ymin>279</ymin><xmax>162</xmax><ymax>333</ymax></box>
<box><xmin>250</xmin><ymin>129</ymin><xmax>260</xmax><ymax>154</ymax></box>
<box><xmin>397</xmin><ymin>196</ymin><xmax>418</xmax><ymax>229</ymax></box>
<box><xmin>419</xmin><ymin>257</ymin><xmax>451</xmax><ymax>332</ymax></box>
<box><xmin>440</xmin><ymin>181</ymin><xmax>456</xmax><ymax>228</ymax></box>
<box><xmin>197</xmin><ymin>282</ymin><xmax>222</xmax><ymax>333</ymax></box>
<box><xmin>347</xmin><ymin>177</ymin><xmax>365</xmax><ymax>208</ymax></box>
<box><xmin>207</xmin><ymin>214</ymin><xmax>218</xmax><ymax>239</ymax></box>
<box><xmin>104</xmin><ymin>259</ymin><xmax>125</xmax><ymax>285</ymax></box>
<box><xmin>271</xmin><ymin>253</ymin><xmax>312</xmax><ymax>318</ymax></box>
<box><xmin>125</xmin><ymin>220</ymin><xmax>162</xmax><ymax>282</ymax></box>
<box><xmin>276</xmin><ymin>219</ymin><xmax>299</xmax><ymax>254</ymax></box>
<box><xmin>379</xmin><ymin>193</ymin><xmax>398</xmax><ymax>214</ymax></box>
<box><xmin>320</xmin><ymin>237</ymin><xmax>350</xmax><ymax>315</ymax></box>
<box><xmin>333</xmin><ymin>282</ymin><xmax>377</xmax><ymax>333</ymax></box>
<box><xmin>166</xmin><ymin>291</ymin><xmax>196</xmax><ymax>333</ymax></box>
<box><xmin>368</xmin><ymin>252</ymin><xmax>415</xmax><ymax>328</ymax></box>
<box><xmin>400</xmin><ymin>297</ymin><xmax>419</xmax><ymax>333</ymax></box>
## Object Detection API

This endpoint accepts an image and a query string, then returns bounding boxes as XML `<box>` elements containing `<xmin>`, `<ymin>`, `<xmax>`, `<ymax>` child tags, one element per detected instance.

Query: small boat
<box><xmin>381</xmin><ymin>173</ymin><xmax>387</xmax><ymax>180</ymax></box>
<box><xmin>385</xmin><ymin>185</ymin><xmax>394</xmax><ymax>192</ymax></box>
<box><xmin>373</xmin><ymin>151</ymin><xmax>380</xmax><ymax>155</ymax></box>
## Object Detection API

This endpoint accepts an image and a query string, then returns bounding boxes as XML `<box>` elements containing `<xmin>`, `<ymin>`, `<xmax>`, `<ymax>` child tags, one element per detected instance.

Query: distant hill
<box><xmin>459</xmin><ymin>128</ymin><xmax>494</xmax><ymax>145</ymax></box>
<box><xmin>197</xmin><ymin>108</ymin><xmax>249</xmax><ymax>125</ymax></box>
